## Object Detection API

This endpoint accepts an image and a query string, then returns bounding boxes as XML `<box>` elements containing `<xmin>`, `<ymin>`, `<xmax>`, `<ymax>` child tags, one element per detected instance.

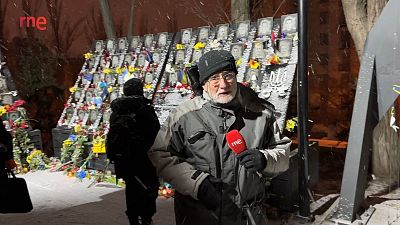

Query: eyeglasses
<box><xmin>207</xmin><ymin>71</ymin><xmax>236</xmax><ymax>86</ymax></box>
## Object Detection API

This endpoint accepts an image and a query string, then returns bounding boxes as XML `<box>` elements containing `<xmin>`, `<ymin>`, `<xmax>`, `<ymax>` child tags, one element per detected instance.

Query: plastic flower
<box><xmin>194</xmin><ymin>42</ymin><xmax>205</xmax><ymax>50</ymax></box>
<box><xmin>69</xmin><ymin>86</ymin><xmax>77</xmax><ymax>93</ymax></box>
<box><xmin>176</xmin><ymin>44</ymin><xmax>184</xmax><ymax>49</ymax></box>
<box><xmin>236</xmin><ymin>58</ymin><xmax>242</xmax><ymax>66</ymax></box>
<box><xmin>285</xmin><ymin>117</ymin><xmax>298</xmax><ymax>132</ymax></box>
<box><xmin>128</xmin><ymin>66</ymin><xmax>136</xmax><ymax>73</ymax></box>
<box><xmin>249</xmin><ymin>59</ymin><xmax>260</xmax><ymax>69</ymax></box>
<box><xmin>74</xmin><ymin>124</ymin><xmax>82</xmax><ymax>133</ymax></box>
<box><xmin>103</xmin><ymin>68</ymin><xmax>112</xmax><ymax>74</ymax></box>
<box><xmin>107</xmin><ymin>87</ymin><xmax>113</xmax><ymax>93</ymax></box>
<box><xmin>0</xmin><ymin>107</ymin><xmax>6</xmax><ymax>116</ymax></box>
<box><xmin>269</xmin><ymin>54</ymin><xmax>280</xmax><ymax>65</ymax></box>
<box><xmin>76</xmin><ymin>170</ymin><xmax>87</xmax><ymax>179</ymax></box>
<box><xmin>84</xmin><ymin>52</ymin><xmax>93</xmax><ymax>59</ymax></box>
<box><xmin>62</xmin><ymin>139</ymin><xmax>73</xmax><ymax>148</ymax></box>
<box><xmin>68</xmin><ymin>134</ymin><xmax>77</xmax><ymax>142</ymax></box>
<box><xmin>13</xmin><ymin>100</ymin><xmax>26</xmax><ymax>107</ymax></box>
<box><xmin>115</xmin><ymin>67</ymin><xmax>123</xmax><ymax>74</ymax></box>
<box><xmin>99</xmin><ymin>82</ymin><xmax>107</xmax><ymax>89</ymax></box>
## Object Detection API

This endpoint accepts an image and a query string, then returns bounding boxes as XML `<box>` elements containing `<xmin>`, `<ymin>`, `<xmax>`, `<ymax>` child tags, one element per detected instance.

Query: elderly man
<box><xmin>149</xmin><ymin>50</ymin><xmax>291</xmax><ymax>225</ymax></box>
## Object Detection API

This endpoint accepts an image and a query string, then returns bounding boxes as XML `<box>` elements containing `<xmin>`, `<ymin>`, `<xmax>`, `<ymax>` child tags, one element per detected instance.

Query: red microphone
<box><xmin>226</xmin><ymin>129</ymin><xmax>247</xmax><ymax>154</ymax></box>
<box><xmin>226</xmin><ymin>129</ymin><xmax>262</xmax><ymax>178</ymax></box>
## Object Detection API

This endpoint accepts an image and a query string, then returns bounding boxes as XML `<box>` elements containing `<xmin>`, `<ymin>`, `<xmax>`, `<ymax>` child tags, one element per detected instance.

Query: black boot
<box><xmin>128</xmin><ymin>215</ymin><xmax>141</xmax><ymax>225</ymax></box>
<box><xmin>140</xmin><ymin>216</ymin><xmax>152</xmax><ymax>225</ymax></box>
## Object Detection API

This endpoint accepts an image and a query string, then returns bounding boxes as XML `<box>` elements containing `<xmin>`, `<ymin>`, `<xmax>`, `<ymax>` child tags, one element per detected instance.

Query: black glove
<box><xmin>197</xmin><ymin>176</ymin><xmax>222</xmax><ymax>210</ymax></box>
<box><xmin>236</xmin><ymin>148</ymin><xmax>267</xmax><ymax>173</ymax></box>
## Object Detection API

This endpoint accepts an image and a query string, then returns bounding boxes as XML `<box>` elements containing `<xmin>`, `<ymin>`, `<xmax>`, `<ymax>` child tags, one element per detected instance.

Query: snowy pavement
<box><xmin>0</xmin><ymin>171</ymin><xmax>175</xmax><ymax>225</ymax></box>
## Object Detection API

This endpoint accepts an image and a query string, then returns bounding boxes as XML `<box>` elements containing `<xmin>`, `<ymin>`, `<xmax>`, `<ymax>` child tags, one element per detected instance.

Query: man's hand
<box><xmin>197</xmin><ymin>176</ymin><xmax>222</xmax><ymax>211</ymax></box>
<box><xmin>236</xmin><ymin>148</ymin><xmax>266</xmax><ymax>173</ymax></box>
<box><xmin>5</xmin><ymin>159</ymin><xmax>17</xmax><ymax>170</ymax></box>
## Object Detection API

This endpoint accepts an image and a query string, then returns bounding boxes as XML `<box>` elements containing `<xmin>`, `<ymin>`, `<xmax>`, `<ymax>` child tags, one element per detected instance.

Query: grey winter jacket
<box><xmin>148</xmin><ymin>84</ymin><xmax>291</xmax><ymax>225</ymax></box>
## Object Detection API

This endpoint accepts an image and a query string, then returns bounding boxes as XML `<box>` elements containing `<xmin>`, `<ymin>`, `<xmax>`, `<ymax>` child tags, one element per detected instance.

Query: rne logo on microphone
<box><xmin>231</xmin><ymin>139</ymin><xmax>242</xmax><ymax>146</ymax></box>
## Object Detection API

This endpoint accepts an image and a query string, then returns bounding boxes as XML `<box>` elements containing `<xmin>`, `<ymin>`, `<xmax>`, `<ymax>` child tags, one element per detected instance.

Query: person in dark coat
<box><xmin>0</xmin><ymin>118</ymin><xmax>16</xmax><ymax>178</ymax></box>
<box><xmin>106</xmin><ymin>78</ymin><xmax>160</xmax><ymax>225</ymax></box>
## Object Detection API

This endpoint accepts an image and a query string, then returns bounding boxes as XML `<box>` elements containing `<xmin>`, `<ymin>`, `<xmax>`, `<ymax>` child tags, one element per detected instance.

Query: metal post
<box><xmin>297</xmin><ymin>0</ymin><xmax>310</xmax><ymax>218</ymax></box>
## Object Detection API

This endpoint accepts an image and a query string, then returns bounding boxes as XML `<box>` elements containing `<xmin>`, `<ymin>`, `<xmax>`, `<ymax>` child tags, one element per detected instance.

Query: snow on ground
<box><xmin>0</xmin><ymin>170</ymin><xmax>175</xmax><ymax>225</ymax></box>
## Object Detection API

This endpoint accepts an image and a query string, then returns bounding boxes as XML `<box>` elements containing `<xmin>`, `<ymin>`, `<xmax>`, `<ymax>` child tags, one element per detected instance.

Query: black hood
<box><xmin>110</xmin><ymin>96</ymin><xmax>152</xmax><ymax>114</ymax></box>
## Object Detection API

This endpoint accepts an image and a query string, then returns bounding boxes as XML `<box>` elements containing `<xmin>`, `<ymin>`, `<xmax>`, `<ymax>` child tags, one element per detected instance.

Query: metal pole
<box><xmin>297</xmin><ymin>0</ymin><xmax>310</xmax><ymax>218</ymax></box>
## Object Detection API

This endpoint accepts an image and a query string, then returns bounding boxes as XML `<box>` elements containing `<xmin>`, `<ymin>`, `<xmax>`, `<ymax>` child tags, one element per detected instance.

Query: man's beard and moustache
<box><xmin>206</xmin><ymin>87</ymin><xmax>238</xmax><ymax>105</ymax></box>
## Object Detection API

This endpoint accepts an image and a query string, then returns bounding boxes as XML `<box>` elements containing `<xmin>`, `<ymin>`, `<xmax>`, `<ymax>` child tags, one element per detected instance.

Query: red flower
<box><xmin>13</xmin><ymin>100</ymin><xmax>26</xmax><ymax>107</ymax></box>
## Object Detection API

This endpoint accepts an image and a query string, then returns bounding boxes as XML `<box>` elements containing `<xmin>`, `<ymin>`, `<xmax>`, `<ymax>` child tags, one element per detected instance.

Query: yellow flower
<box><xmin>269</xmin><ymin>54</ymin><xmax>280</xmax><ymax>65</ymax></box>
<box><xmin>108</xmin><ymin>87</ymin><xmax>113</xmax><ymax>93</ymax></box>
<box><xmin>194</xmin><ymin>42</ymin><xmax>205</xmax><ymax>50</ymax></box>
<box><xmin>176</xmin><ymin>44</ymin><xmax>184</xmax><ymax>50</ymax></box>
<box><xmin>249</xmin><ymin>59</ymin><xmax>260</xmax><ymax>69</ymax></box>
<box><xmin>88</xmin><ymin>105</ymin><xmax>96</xmax><ymax>110</ymax></box>
<box><xmin>128</xmin><ymin>66</ymin><xmax>136</xmax><ymax>73</ymax></box>
<box><xmin>236</xmin><ymin>58</ymin><xmax>242</xmax><ymax>66</ymax></box>
<box><xmin>103</xmin><ymin>68</ymin><xmax>112</xmax><ymax>74</ymax></box>
<box><xmin>74</xmin><ymin>124</ymin><xmax>82</xmax><ymax>133</ymax></box>
<box><xmin>84</xmin><ymin>52</ymin><xmax>93</xmax><ymax>59</ymax></box>
<box><xmin>285</xmin><ymin>118</ymin><xmax>298</xmax><ymax>132</ymax></box>
<box><xmin>69</xmin><ymin>86</ymin><xmax>77</xmax><ymax>93</ymax></box>
<box><xmin>0</xmin><ymin>106</ymin><xmax>6</xmax><ymax>116</ymax></box>
<box><xmin>115</xmin><ymin>67</ymin><xmax>123</xmax><ymax>74</ymax></box>
<box><xmin>144</xmin><ymin>84</ymin><xmax>152</xmax><ymax>89</ymax></box>
<box><xmin>62</xmin><ymin>139</ymin><xmax>73</xmax><ymax>148</ymax></box>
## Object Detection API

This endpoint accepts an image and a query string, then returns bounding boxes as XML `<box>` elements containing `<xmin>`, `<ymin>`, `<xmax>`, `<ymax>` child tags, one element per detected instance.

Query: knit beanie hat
<box><xmin>197</xmin><ymin>50</ymin><xmax>237</xmax><ymax>84</ymax></box>
<box><xmin>123</xmin><ymin>78</ymin><xmax>144</xmax><ymax>96</ymax></box>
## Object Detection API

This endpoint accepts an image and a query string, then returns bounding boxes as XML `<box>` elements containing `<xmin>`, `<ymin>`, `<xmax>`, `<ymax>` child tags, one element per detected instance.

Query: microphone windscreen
<box><xmin>226</xmin><ymin>129</ymin><xmax>247</xmax><ymax>154</ymax></box>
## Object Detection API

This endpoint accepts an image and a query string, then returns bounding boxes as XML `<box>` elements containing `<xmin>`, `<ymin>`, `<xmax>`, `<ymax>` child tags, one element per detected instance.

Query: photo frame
<box><xmin>198</xmin><ymin>26</ymin><xmax>210</xmax><ymax>42</ymax></box>
<box><xmin>278</xmin><ymin>38</ymin><xmax>293</xmax><ymax>58</ymax></box>
<box><xmin>181</xmin><ymin>28</ymin><xmax>192</xmax><ymax>44</ymax></box>
<box><xmin>281</xmin><ymin>13</ymin><xmax>298</xmax><ymax>34</ymax></box>
<box><xmin>111</xmin><ymin>55</ymin><xmax>119</xmax><ymax>68</ymax></box>
<box><xmin>123</xmin><ymin>54</ymin><xmax>133</xmax><ymax>65</ymax></box>
<box><xmin>1</xmin><ymin>93</ymin><xmax>13</xmax><ymax>105</ymax></box>
<box><xmin>137</xmin><ymin>53</ymin><xmax>147</xmax><ymax>67</ymax></box>
<box><xmin>245</xmin><ymin>68</ymin><xmax>261</xmax><ymax>84</ymax></box>
<box><xmin>175</xmin><ymin>49</ymin><xmax>185</xmax><ymax>64</ymax></box>
<box><xmin>7</xmin><ymin>111</ymin><xmax>21</xmax><ymax>122</ymax></box>
<box><xmin>192</xmin><ymin>49</ymin><xmax>203</xmax><ymax>63</ymax></box>
<box><xmin>117</xmin><ymin>37</ymin><xmax>128</xmax><ymax>53</ymax></box>
<box><xmin>106</xmin><ymin>39</ymin><xmax>116</xmax><ymax>54</ymax></box>
<box><xmin>144</xmin><ymin>72</ymin><xmax>154</xmax><ymax>84</ymax></box>
<box><xmin>236</xmin><ymin>21</ymin><xmax>250</xmax><ymax>39</ymax></box>
<box><xmin>89</xmin><ymin>109</ymin><xmax>98</xmax><ymax>124</ymax></box>
<box><xmin>152</xmin><ymin>51</ymin><xmax>161</xmax><ymax>64</ymax></box>
<box><xmin>252</xmin><ymin>41</ymin><xmax>266</xmax><ymax>60</ymax></box>
<box><xmin>216</xmin><ymin>24</ymin><xmax>229</xmax><ymax>40</ymax></box>
<box><xmin>230</xmin><ymin>43</ymin><xmax>243</xmax><ymax>60</ymax></box>
<box><xmin>257</xmin><ymin>17</ymin><xmax>273</xmax><ymax>37</ymax></box>
<box><xmin>157</xmin><ymin>32</ymin><xmax>168</xmax><ymax>47</ymax></box>
<box><xmin>94</xmin><ymin>40</ymin><xmax>104</xmax><ymax>53</ymax></box>
<box><xmin>144</xmin><ymin>34</ymin><xmax>154</xmax><ymax>49</ymax></box>
<box><xmin>129</xmin><ymin>36</ymin><xmax>141</xmax><ymax>49</ymax></box>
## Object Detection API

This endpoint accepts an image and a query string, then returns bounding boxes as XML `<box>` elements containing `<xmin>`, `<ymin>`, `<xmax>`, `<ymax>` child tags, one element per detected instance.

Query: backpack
<box><xmin>106</xmin><ymin>112</ymin><xmax>137</xmax><ymax>162</ymax></box>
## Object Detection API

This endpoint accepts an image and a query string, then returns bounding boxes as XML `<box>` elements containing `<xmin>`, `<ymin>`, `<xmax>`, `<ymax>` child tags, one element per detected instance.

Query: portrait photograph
<box><xmin>257</xmin><ymin>17</ymin><xmax>273</xmax><ymax>36</ymax></box>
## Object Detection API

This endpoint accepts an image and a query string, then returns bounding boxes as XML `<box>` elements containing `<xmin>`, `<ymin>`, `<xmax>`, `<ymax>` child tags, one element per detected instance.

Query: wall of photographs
<box><xmin>0</xmin><ymin>50</ymin><xmax>43</xmax><ymax>150</ymax></box>
<box><xmin>52</xmin><ymin>13</ymin><xmax>298</xmax><ymax>161</ymax></box>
